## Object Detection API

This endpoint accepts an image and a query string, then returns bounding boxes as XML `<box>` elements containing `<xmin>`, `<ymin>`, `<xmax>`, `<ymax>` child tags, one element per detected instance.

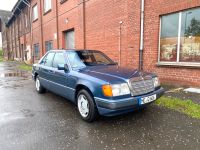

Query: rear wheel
<box><xmin>35</xmin><ymin>76</ymin><xmax>46</xmax><ymax>94</ymax></box>
<box><xmin>77</xmin><ymin>89</ymin><xmax>98</xmax><ymax>122</ymax></box>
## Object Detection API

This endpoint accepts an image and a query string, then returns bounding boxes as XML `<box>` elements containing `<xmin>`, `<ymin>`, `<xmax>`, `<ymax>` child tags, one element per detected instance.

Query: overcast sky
<box><xmin>0</xmin><ymin>0</ymin><xmax>18</xmax><ymax>11</ymax></box>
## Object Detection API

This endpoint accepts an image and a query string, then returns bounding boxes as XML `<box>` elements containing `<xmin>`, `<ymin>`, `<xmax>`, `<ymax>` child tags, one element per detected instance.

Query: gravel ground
<box><xmin>163</xmin><ymin>84</ymin><xmax>200</xmax><ymax>104</ymax></box>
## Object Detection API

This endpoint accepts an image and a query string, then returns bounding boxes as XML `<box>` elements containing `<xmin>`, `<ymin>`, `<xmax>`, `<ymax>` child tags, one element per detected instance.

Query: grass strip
<box><xmin>156</xmin><ymin>96</ymin><xmax>200</xmax><ymax>119</ymax></box>
<box><xmin>18</xmin><ymin>63</ymin><xmax>32</xmax><ymax>71</ymax></box>
<box><xmin>0</xmin><ymin>50</ymin><xmax>3</xmax><ymax>62</ymax></box>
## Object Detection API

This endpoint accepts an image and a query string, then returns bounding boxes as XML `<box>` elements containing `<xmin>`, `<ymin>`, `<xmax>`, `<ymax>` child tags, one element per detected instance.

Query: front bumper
<box><xmin>95</xmin><ymin>87</ymin><xmax>165</xmax><ymax>116</ymax></box>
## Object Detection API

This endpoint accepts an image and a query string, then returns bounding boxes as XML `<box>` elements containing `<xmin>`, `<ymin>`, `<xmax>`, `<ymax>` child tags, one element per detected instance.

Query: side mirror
<box><xmin>58</xmin><ymin>64</ymin><xmax>69</xmax><ymax>72</ymax></box>
<box><xmin>58</xmin><ymin>64</ymin><xmax>65</xmax><ymax>70</ymax></box>
<box><xmin>114</xmin><ymin>62</ymin><xmax>118</xmax><ymax>65</ymax></box>
<box><xmin>64</xmin><ymin>64</ymin><xmax>69</xmax><ymax>72</ymax></box>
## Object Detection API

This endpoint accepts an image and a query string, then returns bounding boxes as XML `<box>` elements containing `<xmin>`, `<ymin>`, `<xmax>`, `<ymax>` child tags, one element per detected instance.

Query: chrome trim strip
<box><xmin>94</xmin><ymin>97</ymin><xmax>134</xmax><ymax>103</ymax></box>
<box><xmin>40</xmin><ymin>77</ymin><xmax>75</xmax><ymax>91</ymax></box>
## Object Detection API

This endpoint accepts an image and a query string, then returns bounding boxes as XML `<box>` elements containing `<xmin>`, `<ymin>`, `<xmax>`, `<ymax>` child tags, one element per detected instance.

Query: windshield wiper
<box><xmin>108</xmin><ymin>63</ymin><xmax>117</xmax><ymax>65</ymax></box>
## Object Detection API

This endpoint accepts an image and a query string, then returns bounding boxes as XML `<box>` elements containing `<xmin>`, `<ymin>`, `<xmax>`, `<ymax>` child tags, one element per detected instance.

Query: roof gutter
<box><xmin>22</xmin><ymin>0</ymin><xmax>30</xmax><ymax>7</ymax></box>
<box><xmin>6</xmin><ymin>0</ymin><xmax>30</xmax><ymax>26</ymax></box>
<box><xmin>139</xmin><ymin>0</ymin><xmax>144</xmax><ymax>70</ymax></box>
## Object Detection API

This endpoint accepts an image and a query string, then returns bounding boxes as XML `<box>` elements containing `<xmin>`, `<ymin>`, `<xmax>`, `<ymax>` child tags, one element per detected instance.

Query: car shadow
<box><xmin>43</xmin><ymin>90</ymin><xmax>158</xmax><ymax>125</ymax></box>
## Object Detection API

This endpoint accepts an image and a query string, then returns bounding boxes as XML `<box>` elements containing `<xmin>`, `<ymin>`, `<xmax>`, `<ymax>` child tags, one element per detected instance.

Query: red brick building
<box><xmin>2</xmin><ymin>0</ymin><xmax>200</xmax><ymax>86</ymax></box>
<box><xmin>0</xmin><ymin>10</ymin><xmax>12</xmax><ymax>57</ymax></box>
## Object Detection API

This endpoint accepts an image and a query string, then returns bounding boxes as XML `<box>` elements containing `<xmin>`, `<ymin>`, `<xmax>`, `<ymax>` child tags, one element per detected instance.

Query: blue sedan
<box><xmin>32</xmin><ymin>50</ymin><xmax>164</xmax><ymax>122</ymax></box>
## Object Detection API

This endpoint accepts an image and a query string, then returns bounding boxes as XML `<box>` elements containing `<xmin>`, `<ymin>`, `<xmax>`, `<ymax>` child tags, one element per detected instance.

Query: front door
<box><xmin>51</xmin><ymin>52</ymin><xmax>73</xmax><ymax>99</ymax></box>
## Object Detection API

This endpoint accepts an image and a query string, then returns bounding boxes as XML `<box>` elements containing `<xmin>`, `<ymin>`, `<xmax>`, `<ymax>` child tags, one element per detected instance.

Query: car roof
<box><xmin>48</xmin><ymin>49</ymin><xmax>101</xmax><ymax>53</ymax></box>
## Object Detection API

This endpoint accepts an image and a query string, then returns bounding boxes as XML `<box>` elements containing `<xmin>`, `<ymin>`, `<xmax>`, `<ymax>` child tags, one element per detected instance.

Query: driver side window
<box><xmin>52</xmin><ymin>53</ymin><xmax>66</xmax><ymax>68</ymax></box>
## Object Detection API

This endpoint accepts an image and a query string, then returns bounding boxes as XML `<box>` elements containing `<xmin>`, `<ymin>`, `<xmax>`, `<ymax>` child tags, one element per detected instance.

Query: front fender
<box><xmin>76</xmin><ymin>72</ymin><xmax>109</xmax><ymax>97</ymax></box>
<box><xmin>76</xmin><ymin>79</ymin><xmax>104</xmax><ymax>98</ymax></box>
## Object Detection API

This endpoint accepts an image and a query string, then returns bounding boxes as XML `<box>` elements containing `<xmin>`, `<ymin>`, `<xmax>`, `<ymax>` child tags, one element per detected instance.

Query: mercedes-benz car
<box><xmin>32</xmin><ymin>50</ymin><xmax>164</xmax><ymax>122</ymax></box>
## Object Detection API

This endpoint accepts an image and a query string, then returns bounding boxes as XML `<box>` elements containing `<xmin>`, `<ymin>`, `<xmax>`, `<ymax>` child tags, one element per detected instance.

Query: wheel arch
<box><xmin>75</xmin><ymin>84</ymin><xmax>95</xmax><ymax>104</ymax></box>
<box><xmin>34</xmin><ymin>72</ymin><xmax>38</xmax><ymax>81</ymax></box>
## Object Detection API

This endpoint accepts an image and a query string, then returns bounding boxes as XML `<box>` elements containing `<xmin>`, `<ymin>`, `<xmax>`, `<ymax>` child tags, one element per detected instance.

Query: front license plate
<box><xmin>140</xmin><ymin>94</ymin><xmax>157</xmax><ymax>105</ymax></box>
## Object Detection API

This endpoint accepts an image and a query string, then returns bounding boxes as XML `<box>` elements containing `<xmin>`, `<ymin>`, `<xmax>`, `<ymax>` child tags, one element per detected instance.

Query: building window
<box><xmin>45</xmin><ymin>40</ymin><xmax>53</xmax><ymax>52</ymax></box>
<box><xmin>60</xmin><ymin>0</ymin><xmax>67</xmax><ymax>4</ymax></box>
<box><xmin>44</xmin><ymin>0</ymin><xmax>52</xmax><ymax>13</ymax></box>
<box><xmin>159</xmin><ymin>7</ymin><xmax>200</xmax><ymax>64</ymax></box>
<box><xmin>32</xmin><ymin>5</ymin><xmax>38</xmax><ymax>21</ymax></box>
<box><xmin>25</xmin><ymin>14</ymin><xmax>28</xmax><ymax>28</ymax></box>
<box><xmin>34</xmin><ymin>44</ymin><xmax>40</xmax><ymax>59</ymax></box>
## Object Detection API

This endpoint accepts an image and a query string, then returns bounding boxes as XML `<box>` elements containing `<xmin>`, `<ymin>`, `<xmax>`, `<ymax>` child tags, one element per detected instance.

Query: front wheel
<box><xmin>77</xmin><ymin>89</ymin><xmax>98</xmax><ymax>122</ymax></box>
<box><xmin>35</xmin><ymin>76</ymin><xmax>46</xmax><ymax>94</ymax></box>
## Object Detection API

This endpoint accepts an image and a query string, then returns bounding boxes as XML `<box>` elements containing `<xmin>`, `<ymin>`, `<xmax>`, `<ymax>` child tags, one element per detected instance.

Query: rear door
<box><xmin>39</xmin><ymin>52</ymin><xmax>55</xmax><ymax>90</ymax></box>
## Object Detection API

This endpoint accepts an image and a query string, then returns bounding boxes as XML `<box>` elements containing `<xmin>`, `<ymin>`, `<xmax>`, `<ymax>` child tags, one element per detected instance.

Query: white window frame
<box><xmin>158</xmin><ymin>9</ymin><xmax>200</xmax><ymax>67</ymax></box>
<box><xmin>44</xmin><ymin>0</ymin><xmax>52</xmax><ymax>13</ymax></box>
<box><xmin>32</xmin><ymin>5</ymin><xmax>38</xmax><ymax>21</ymax></box>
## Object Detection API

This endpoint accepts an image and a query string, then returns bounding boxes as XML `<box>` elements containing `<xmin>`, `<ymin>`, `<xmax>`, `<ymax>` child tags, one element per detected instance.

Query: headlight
<box><xmin>102</xmin><ymin>83</ymin><xmax>130</xmax><ymax>97</ymax></box>
<box><xmin>153</xmin><ymin>77</ymin><xmax>160</xmax><ymax>88</ymax></box>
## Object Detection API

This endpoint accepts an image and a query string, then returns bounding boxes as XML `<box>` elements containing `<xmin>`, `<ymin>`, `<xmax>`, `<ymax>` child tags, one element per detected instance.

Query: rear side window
<box><xmin>53</xmin><ymin>53</ymin><xmax>65</xmax><ymax>68</ymax></box>
<box><xmin>44</xmin><ymin>52</ymin><xmax>55</xmax><ymax>67</ymax></box>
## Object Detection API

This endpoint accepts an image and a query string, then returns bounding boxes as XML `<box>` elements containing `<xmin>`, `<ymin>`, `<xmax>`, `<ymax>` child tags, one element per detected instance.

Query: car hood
<box><xmin>79</xmin><ymin>65</ymin><xmax>154</xmax><ymax>83</ymax></box>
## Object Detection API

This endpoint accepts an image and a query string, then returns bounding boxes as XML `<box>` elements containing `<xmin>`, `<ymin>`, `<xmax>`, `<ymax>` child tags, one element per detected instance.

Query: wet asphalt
<box><xmin>0</xmin><ymin>61</ymin><xmax>200</xmax><ymax>150</ymax></box>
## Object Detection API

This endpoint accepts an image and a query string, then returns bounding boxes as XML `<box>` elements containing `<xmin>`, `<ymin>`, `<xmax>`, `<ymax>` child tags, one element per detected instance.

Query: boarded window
<box><xmin>45</xmin><ymin>40</ymin><xmax>53</xmax><ymax>52</ymax></box>
<box><xmin>34</xmin><ymin>43</ymin><xmax>40</xmax><ymax>60</ymax></box>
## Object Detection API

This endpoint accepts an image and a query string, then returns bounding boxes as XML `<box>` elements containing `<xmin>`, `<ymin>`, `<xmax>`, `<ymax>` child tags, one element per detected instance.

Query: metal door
<box><xmin>65</xmin><ymin>30</ymin><xmax>75</xmax><ymax>49</ymax></box>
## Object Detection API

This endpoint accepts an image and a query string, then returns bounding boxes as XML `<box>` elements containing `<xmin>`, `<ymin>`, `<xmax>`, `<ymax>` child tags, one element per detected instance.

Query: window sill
<box><xmin>157</xmin><ymin>62</ymin><xmax>200</xmax><ymax>68</ymax></box>
<box><xmin>60</xmin><ymin>0</ymin><xmax>68</xmax><ymax>4</ymax></box>
<box><xmin>32</xmin><ymin>18</ymin><xmax>38</xmax><ymax>23</ymax></box>
<box><xmin>43</xmin><ymin>9</ymin><xmax>52</xmax><ymax>16</ymax></box>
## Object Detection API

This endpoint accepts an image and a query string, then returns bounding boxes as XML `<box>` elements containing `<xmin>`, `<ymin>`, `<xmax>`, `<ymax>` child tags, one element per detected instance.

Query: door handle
<box><xmin>49</xmin><ymin>70</ymin><xmax>55</xmax><ymax>74</ymax></box>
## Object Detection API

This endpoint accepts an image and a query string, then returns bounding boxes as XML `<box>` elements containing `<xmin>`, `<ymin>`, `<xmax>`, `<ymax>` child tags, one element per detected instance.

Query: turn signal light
<box><xmin>102</xmin><ymin>85</ymin><xmax>113</xmax><ymax>97</ymax></box>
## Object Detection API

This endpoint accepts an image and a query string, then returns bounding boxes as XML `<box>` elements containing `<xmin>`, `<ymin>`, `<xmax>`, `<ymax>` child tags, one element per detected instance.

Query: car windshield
<box><xmin>67</xmin><ymin>51</ymin><xmax>116</xmax><ymax>69</ymax></box>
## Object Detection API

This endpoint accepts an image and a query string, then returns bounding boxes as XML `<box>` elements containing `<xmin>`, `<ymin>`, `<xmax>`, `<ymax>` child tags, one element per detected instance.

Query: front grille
<box><xmin>129</xmin><ymin>77</ymin><xmax>154</xmax><ymax>96</ymax></box>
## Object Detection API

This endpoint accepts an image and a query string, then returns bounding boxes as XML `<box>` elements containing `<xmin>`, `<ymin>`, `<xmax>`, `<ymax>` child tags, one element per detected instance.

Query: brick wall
<box><xmin>144</xmin><ymin>0</ymin><xmax>200</xmax><ymax>86</ymax></box>
<box><xmin>4</xmin><ymin>0</ymin><xmax>200</xmax><ymax>86</ymax></box>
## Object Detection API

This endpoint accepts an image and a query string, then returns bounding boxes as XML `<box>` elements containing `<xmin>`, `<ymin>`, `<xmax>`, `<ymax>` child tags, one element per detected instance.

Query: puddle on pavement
<box><xmin>0</xmin><ymin>71</ymin><xmax>29</xmax><ymax>78</ymax></box>
<box><xmin>0</xmin><ymin>110</ymin><xmax>34</xmax><ymax>126</ymax></box>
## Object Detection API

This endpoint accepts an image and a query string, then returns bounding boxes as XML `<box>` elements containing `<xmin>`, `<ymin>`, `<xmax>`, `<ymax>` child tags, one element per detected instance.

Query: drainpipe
<box><xmin>30</xmin><ymin>4</ymin><xmax>34</xmax><ymax>64</ymax></box>
<box><xmin>83</xmin><ymin>0</ymin><xmax>86</xmax><ymax>49</ymax></box>
<box><xmin>119</xmin><ymin>21</ymin><xmax>123</xmax><ymax>66</ymax></box>
<box><xmin>139</xmin><ymin>0</ymin><xmax>144</xmax><ymax>70</ymax></box>
<box><xmin>39</xmin><ymin>0</ymin><xmax>44</xmax><ymax>55</ymax></box>
<box><xmin>56</xmin><ymin>0</ymin><xmax>59</xmax><ymax>49</ymax></box>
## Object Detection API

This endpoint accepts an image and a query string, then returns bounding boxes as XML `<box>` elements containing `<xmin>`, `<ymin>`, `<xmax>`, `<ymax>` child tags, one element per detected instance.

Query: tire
<box><xmin>35</xmin><ymin>75</ymin><xmax>46</xmax><ymax>94</ymax></box>
<box><xmin>77</xmin><ymin>89</ymin><xmax>98</xmax><ymax>122</ymax></box>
